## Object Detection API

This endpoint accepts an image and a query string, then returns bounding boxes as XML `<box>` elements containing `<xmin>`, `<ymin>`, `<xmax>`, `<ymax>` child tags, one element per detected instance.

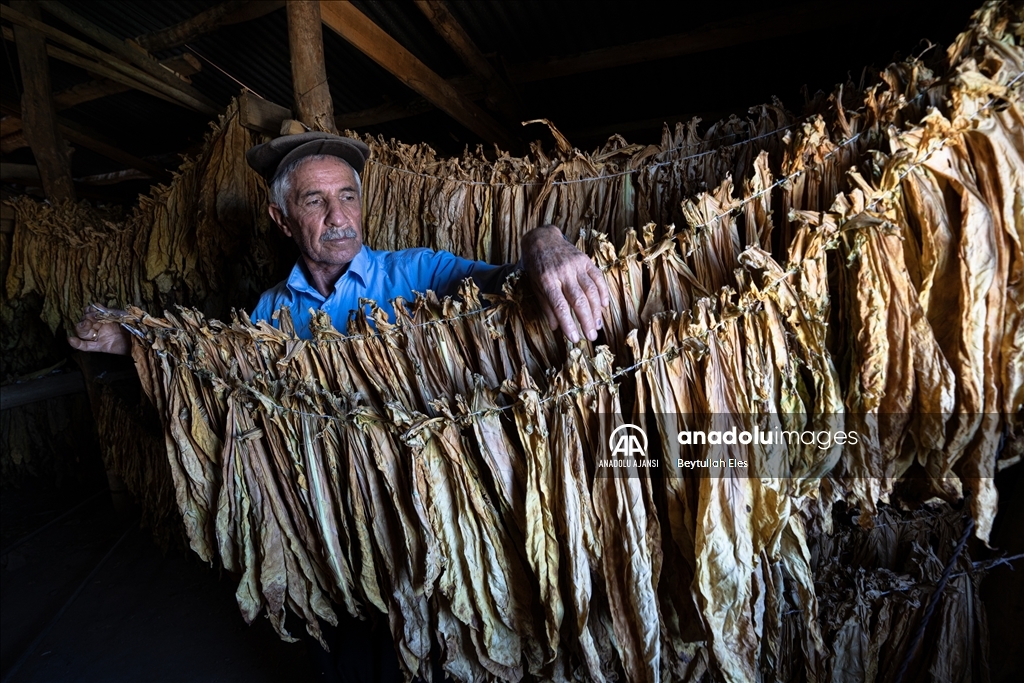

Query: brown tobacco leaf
<box><xmin>575</xmin><ymin>348</ymin><xmax>661</xmax><ymax>683</ymax></box>
<box><xmin>512</xmin><ymin>367</ymin><xmax>563</xmax><ymax>664</ymax></box>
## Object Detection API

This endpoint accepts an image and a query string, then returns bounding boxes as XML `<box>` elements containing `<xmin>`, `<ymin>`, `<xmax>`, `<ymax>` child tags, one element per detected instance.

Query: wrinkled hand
<box><xmin>521</xmin><ymin>225</ymin><xmax>610</xmax><ymax>343</ymax></box>
<box><xmin>68</xmin><ymin>304</ymin><xmax>131</xmax><ymax>355</ymax></box>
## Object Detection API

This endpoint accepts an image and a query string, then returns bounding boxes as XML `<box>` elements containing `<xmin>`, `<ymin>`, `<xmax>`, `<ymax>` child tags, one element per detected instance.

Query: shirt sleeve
<box><xmin>422</xmin><ymin>250</ymin><xmax>519</xmax><ymax>296</ymax></box>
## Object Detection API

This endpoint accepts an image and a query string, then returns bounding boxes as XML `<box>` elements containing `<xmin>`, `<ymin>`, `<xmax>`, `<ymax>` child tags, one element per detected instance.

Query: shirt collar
<box><xmin>286</xmin><ymin>244</ymin><xmax>372</xmax><ymax>300</ymax></box>
<box><xmin>345</xmin><ymin>245</ymin><xmax>370</xmax><ymax>286</ymax></box>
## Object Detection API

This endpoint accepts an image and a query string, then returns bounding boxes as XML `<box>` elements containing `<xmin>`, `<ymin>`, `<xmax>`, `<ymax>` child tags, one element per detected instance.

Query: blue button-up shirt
<box><xmin>251</xmin><ymin>245</ymin><xmax>515</xmax><ymax>338</ymax></box>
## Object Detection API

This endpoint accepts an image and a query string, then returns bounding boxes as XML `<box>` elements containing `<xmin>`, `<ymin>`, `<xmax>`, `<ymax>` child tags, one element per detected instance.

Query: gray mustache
<box><xmin>321</xmin><ymin>227</ymin><xmax>358</xmax><ymax>241</ymax></box>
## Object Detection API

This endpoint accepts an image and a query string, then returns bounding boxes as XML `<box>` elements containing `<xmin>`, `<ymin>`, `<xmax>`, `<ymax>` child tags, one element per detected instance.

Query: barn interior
<box><xmin>1</xmin><ymin>1</ymin><xmax>1022</xmax><ymax>682</ymax></box>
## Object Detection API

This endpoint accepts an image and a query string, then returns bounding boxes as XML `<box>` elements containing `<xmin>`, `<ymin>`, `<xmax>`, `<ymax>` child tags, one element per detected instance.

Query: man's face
<box><xmin>270</xmin><ymin>156</ymin><xmax>363</xmax><ymax>276</ymax></box>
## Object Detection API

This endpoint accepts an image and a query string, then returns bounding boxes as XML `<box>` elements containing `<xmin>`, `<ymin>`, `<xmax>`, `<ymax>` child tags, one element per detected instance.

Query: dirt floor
<box><xmin>1</xmin><ymin>480</ymin><xmax>331</xmax><ymax>683</ymax></box>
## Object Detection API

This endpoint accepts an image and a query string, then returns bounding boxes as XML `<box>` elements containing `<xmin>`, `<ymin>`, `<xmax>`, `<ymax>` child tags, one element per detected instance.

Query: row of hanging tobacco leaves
<box><xmin>111</xmin><ymin>4</ymin><xmax>1021</xmax><ymax>677</ymax></box>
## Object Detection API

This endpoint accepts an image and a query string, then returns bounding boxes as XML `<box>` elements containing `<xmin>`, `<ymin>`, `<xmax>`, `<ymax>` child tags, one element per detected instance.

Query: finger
<box><xmin>74</xmin><ymin>314</ymin><xmax>96</xmax><ymax>335</ymax></box>
<box><xmin>539</xmin><ymin>297</ymin><xmax>559</xmax><ymax>332</ymax></box>
<box><xmin>586</xmin><ymin>270</ymin><xmax>608</xmax><ymax>329</ymax></box>
<box><xmin>68</xmin><ymin>336</ymin><xmax>94</xmax><ymax>352</ymax></box>
<box><xmin>543</xmin><ymin>282</ymin><xmax>580</xmax><ymax>343</ymax></box>
<box><xmin>539</xmin><ymin>279</ymin><xmax>568</xmax><ymax>333</ymax></box>
<box><xmin>587</xmin><ymin>263</ymin><xmax>611</xmax><ymax>308</ymax></box>
<box><xmin>575</xmin><ymin>272</ymin><xmax>604</xmax><ymax>334</ymax></box>
<box><xmin>562</xmin><ymin>281</ymin><xmax>596</xmax><ymax>342</ymax></box>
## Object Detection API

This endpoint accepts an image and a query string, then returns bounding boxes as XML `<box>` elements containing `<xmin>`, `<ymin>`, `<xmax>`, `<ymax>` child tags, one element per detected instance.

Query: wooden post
<box><xmin>11</xmin><ymin>0</ymin><xmax>74</xmax><ymax>201</ymax></box>
<box><xmin>286</xmin><ymin>1</ymin><xmax>337</xmax><ymax>133</ymax></box>
<box><xmin>319</xmin><ymin>1</ymin><xmax>512</xmax><ymax>147</ymax></box>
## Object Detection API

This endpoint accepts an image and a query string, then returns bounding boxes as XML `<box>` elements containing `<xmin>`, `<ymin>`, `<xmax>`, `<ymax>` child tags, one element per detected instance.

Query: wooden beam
<box><xmin>10</xmin><ymin>1</ymin><xmax>75</xmax><ymax>201</ymax></box>
<box><xmin>0</xmin><ymin>115</ymin><xmax>21</xmax><ymax>137</ymax></box>
<box><xmin>412</xmin><ymin>0</ymin><xmax>519</xmax><ymax>121</ymax></box>
<box><xmin>507</xmin><ymin>2</ymin><xmax>858</xmax><ymax>84</ymax></box>
<box><xmin>1</xmin><ymin>100</ymin><xmax>172</xmax><ymax>183</ymax></box>
<box><xmin>60</xmin><ymin>53</ymin><xmax>201</xmax><ymax>106</ymax></box>
<box><xmin>0</xmin><ymin>371</ymin><xmax>87</xmax><ymax>410</ymax></box>
<box><xmin>239</xmin><ymin>90</ymin><xmax>293</xmax><ymax>135</ymax></box>
<box><xmin>334</xmin><ymin>74</ymin><xmax>481</xmax><ymax>131</ymax></box>
<box><xmin>0</xmin><ymin>4</ymin><xmax>219</xmax><ymax>115</ymax></box>
<box><xmin>76</xmin><ymin>168</ymin><xmax>152</xmax><ymax>185</ymax></box>
<box><xmin>0</xmin><ymin>55</ymin><xmax>201</xmax><ymax>149</ymax></box>
<box><xmin>1</xmin><ymin>131</ymin><xmax>28</xmax><ymax>154</ymax></box>
<box><xmin>38</xmin><ymin>1</ymin><xmax>207</xmax><ymax>103</ymax></box>
<box><xmin>1</xmin><ymin>162</ymin><xmax>41</xmax><ymax>183</ymax></box>
<box><xmin>56</xmin><ymin>118</ymin><xmax>172</xmax><ymax>183</ymax></box>
<box><xmin>137</xmin><ymin>1</ymin><xmax>286</xmax><ymax>53</ymax></box>
<box><xmin>326</xmin><ymin>2</ymin><xmax>879</xmax><ymax>132</ymax></box>
<box><xmin>335</xmin><ymin>98</ymin><xmax>434</xmax><ymax>130</ymax></box>
<box><xmin>2</xmin><ymin>25</ymin><xmax>185</xmax><ymax>108</ymax></box>
<box><xmin>319</xmin><ymin>0</ymin><xmax>513</xmax><ymax>147</ymax></box>
<box><xmin>54</xmin><ymin>78</ymin><xmax>145</xmax><ymax>109</ymax></box>
<box><xmin>287</xmin><ymin>1</ymin><xmax>336</xmax><ymax>133</ymax></box>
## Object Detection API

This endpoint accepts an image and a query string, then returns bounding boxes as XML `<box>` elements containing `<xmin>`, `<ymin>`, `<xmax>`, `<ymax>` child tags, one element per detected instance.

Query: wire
<box><xmin>358</xmin><ymin>64</ymin><xmax>1013</xmax><ymax>189</ymax></box>
<box><xmin>367</xmin><ymin>121</ymin><xmax>798</xmax><ymax>187</ymax></box>
<box><xmin>106</xmin><ymin>108</ymin><xmax>864</xmax><ymax>349</ymax></box>
<box><xmin>107</xmin><ymin>69</ymin><xmax>1021</xmax><ymax>430</ymax></box>
<box><xmin>140</xmin><ymin>261</ymin><xmax>801</xmax><ymax>430</ymax></box>
<box><xmin>184</xmin><ymin>44</ymin><xmax>268</xmax><ymax>101</ymax></box>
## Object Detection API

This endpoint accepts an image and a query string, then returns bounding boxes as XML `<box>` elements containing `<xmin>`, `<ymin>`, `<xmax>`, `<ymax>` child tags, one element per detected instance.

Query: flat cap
<box><xmin>246</xmin><ymin>132</ymin><xmax>370</xmax><ymax>183</ymax></box>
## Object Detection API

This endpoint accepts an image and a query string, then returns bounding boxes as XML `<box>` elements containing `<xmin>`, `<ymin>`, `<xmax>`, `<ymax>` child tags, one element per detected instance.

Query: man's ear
<box><xmin>268</xmin><ymin>204</ymin><xmax>293</xmax><ymax>238</ymax></box>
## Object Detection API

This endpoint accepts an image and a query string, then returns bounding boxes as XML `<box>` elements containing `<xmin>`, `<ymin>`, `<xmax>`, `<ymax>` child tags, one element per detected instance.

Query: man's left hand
<box><xmin>520</xmin><ymin>225</ymin><xmax>610</xmax><ymax>343</ymax></box>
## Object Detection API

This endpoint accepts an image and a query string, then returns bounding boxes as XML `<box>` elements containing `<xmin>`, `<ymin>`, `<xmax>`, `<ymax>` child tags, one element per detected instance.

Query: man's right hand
<box><xmin>68</xmin><ymin>305</ymin><xmax>131</xmax><ymax>355</ymax></box>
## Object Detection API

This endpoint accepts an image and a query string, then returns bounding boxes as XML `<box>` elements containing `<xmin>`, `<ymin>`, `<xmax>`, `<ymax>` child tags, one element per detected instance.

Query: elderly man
<box><xmin>71</xmin><ymin>132</ymin><xmax>608</xmax><ymax>352</ymax></box>
<box><xmin>69</xmin><ymin>132</ymin><xmax>610</xmax><ymax>681</ymax></box>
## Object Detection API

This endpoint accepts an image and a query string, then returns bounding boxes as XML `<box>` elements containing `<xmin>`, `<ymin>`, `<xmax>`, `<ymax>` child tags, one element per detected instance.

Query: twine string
<box><xmin>114</xmin><ymin>69</ymin><xmax>1020</xmax><ymax>429</ymax></box>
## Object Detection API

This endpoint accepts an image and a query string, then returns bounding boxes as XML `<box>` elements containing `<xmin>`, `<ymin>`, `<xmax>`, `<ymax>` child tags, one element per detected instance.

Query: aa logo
<box><xmin>608</xmin><ymin>424</ymin><xmax>648</xmax><ymax>458</ymax></box>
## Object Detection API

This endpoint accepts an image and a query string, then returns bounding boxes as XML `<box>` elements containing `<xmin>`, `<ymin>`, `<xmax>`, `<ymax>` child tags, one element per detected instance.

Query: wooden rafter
<box><xmin>412</xmin><ymin>0</ymin><xmax>519</xmax><ymax>121</ymax></box>
<box><xmin>10</xmin><ymin>0</ymin><xmax>74</xmax><ymax>201</ymax></box>
<box><xmin>238</xmin><ymin>91</ymin><xmax>292</xmax><ymax>136</ymax></box>
<box><xmin>319</xmin><ymin>0</ymin><xmax>513</xmax><ymax>147</ymax></box>
<box><xmin>335</xmin><ymin>98</ymin><xmax>435</xmax><ymax>131</ymax></box>
<box><xmin>0</xmin><ymin>101</ymin><xmax>172</xmax><ymax>183</ymax></box>
<box><xmin>1</xmin><ymin>55</ymin><xmax>200</xmax><ymax>152</ymax></box>
<box><xmin>1</xmin><ymin>25</ymin><xmax>191</xmax><ymax>108</ymax></box>
<box><xmin>137</xmin><ymin>1</ymin><xmax>285</xmax><ymax>53</ymax></box>
<box><xmin>38</xmin><ymin>2</ymin><xmax>204</xmax><ymax>99</ymax></box>
<box><xmin>57</xmin><ymin>118</ymin><xmax>172</xmax><ymax>182</ymax></box>
<box><xmin>329</xmin><ymin>1</ymin><xmax>863</xmax><ymax>132</ymax></box>
<box><xmin>0</xmin><ymin>4</ymin><xmax>219</xmax><ymax>115</ymax></box>
<box><xmin>334</xmin><ymin>73</ymin><xmax>481</xmax><ymax>130</ymax></box>
<box><xmin>507</xmin><ymin>2</ymin><xmax>854</xmax><ymax>83</ymax></box>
